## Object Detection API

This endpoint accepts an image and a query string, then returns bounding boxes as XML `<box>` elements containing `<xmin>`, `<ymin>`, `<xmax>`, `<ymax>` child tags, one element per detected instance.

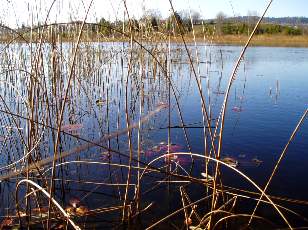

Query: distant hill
<box><xmin>262</xmin><ymin>17</ymin><xmax>308</xmax><ymax>25</ymax></box>
<box><xmin>208</xmin><ymin>17</ymin><xmax>308</xmax><ymax>25</ymax></box>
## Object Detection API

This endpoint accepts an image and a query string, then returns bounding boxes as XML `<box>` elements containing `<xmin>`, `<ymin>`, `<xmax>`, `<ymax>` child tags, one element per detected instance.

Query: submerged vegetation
<box><xmin>0</xmin><ymin>0</ymin><xmax>307</xmax><ymax>229</ymax></box>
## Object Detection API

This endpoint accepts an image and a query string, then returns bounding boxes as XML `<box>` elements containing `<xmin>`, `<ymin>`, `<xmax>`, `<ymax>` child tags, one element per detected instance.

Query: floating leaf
<box><xmin>164</xmin><ymin>154</ymin><xmax>178</xmax><ymax>162</ymax></box>
<box><xmin>17</xmin><ymin>211</ymin><xmax>27</xmax><ymax>217</ymax></box>
<box><xmin>159</xmin><ymin>145</ymin><xmax>168</xmax><ymax>151</ymax></box>
<box><xmin>169</xmin><ymin>144</ymin><xmax>183</xmax><ymax>152</ymax></box>
<box><xmin>26</xmin><ymin>207</ymin><xmax>49</xmax><ymax>218</ymax></box>
<box><xmin>61</xmin><ymin>124</ymin><xmax>83</xmax><ymax>132</ymax></box>
<box><xmin>0</xmin><ymin>217</ymin><xmax>13</xmax><ymax>228</ymax></box>
<box><xmin>160</xmin><ymin>143</ymin><xmax>183</xmax><ymax>152</ymax></box>
<box><xmin>100</xmin><ymin>152</ymin><xmax>111</xmax><ymax>161</ymax></box>
<box><xmin>96</xmin><ymin>99</ymin><xmax>106</xmax><ymax>106</ymax></box>
<box><xmin>53</xmin><ymin>223</ymin><xmax>65</xmax><ymax>230</ymax></box>
<box><xmin>232</xmin><ymin>106</ymin><xmax>242</xmax><ymax>112</ymax></box>
<box><xmin>151</xmin><ymin>145</ymin><xmax>161</xmax><ymax>152</ymax></box>
<box><xmin>145</xmin><ymin>143</ymin><xmax>183</xmax><ymax>157</ymax></box>
<box><xmin>222</xmin><ymin>157</ymin><xmax>238</xmax><ymax>167</ymax></box>
<box><xmin>156</xmin><ymin>102</ymin><xmax>168</xmax><ymax>108</ymax></box>
<box><xmin>65</xmin><ymin>206</ymin><xmax>76</xmax><ymax>216</ymax></box>
<box><xmin>76</xmin><ymin>205</ymin><xmax>89</xmax><ymax>216</ymax></box>
<box><xmin>252</xmin><ymin>157</ymin><xmax>263</xmax><ymax>166</ymax></box>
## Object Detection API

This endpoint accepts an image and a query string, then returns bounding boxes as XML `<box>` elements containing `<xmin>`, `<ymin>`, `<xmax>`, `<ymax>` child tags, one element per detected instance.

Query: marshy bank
<box><xmin>2</xmin><ymin>24</ymin><xmax>308</xmax><ymax>48</ymax></box>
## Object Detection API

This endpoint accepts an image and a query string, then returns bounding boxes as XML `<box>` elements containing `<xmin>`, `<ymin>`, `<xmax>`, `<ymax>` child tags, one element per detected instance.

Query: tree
<box><xmin>216</xmin><ymin>11</ymin><xmax>227</xmax><ymax>24</ymax></box>
<box><xmin>140</xmin><ymin>9</ymin><xmax>162</xmax><ymax>32</ymax></box>
<box><xmin>130</xmin><ymin>19</ymin><xmax>140</xmax><ymax>32</ymax></box>
<box><xmin>179</xmin><ymin>10</ymin><xmax>192</xmax><ymax>32</ymax></box>
<box><xmin>166</xmin><ymin>11</ymin><xmax>184</xmax><ymax>34</ymax></box>
<box><xmin>173</xmin><ymin>11</ymin><xmax>184</xmax><ymax>26</ymax></box>
<box><xmin>151</xmin><ymin>17</ymin><xmax>159</xmax><ymax>31</ymax></box>
<box><xmin>99</xmin><ymin>18</ymin><xmax>112</xmax><ymax>36</ymax></box>
<box><xmin>284</xmin><ymin>26</ymin><xmax>302</xmax><ymax>35</ymax></box>
<box><xmin>191</xmin><ymin>10</ymin><xmax>202</xmax><ymax>24</ymax></box>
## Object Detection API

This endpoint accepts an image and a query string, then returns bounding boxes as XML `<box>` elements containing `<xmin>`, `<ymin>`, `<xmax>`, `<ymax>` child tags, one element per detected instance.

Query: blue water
<box><xmin>141</xmin><ymin>45</ymin><xmax>308</xmax><ymax>227</ymax></box>
<box><xmin>0</xmin><ymin>43</ymin><xmax>307</xmax><ymax>228</ymax></box>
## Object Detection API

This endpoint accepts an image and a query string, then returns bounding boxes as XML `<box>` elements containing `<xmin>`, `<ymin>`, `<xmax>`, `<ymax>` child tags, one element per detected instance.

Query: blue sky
<box><xmin>2</xmin><ymin>0</ymin><xmax>308</xmax><ymax>28</ymax></box>
<box><xmin>171</xmin><ymin>0</ymin><xmax>308</xmax><ymax>18</ymax></box>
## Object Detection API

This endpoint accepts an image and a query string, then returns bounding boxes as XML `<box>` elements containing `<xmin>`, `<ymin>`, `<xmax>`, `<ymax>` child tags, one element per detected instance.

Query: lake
<box><xmin>0</xmin><ymin>42</ymin><xmax>307</xmax><ymax>229</ymax></box>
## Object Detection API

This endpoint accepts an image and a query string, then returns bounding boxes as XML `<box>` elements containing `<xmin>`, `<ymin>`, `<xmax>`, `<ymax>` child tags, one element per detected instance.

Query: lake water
<box><xmin>0</xmin><ymin>42</ymin><xmax>307</xmax><ymax>229</ymax></box>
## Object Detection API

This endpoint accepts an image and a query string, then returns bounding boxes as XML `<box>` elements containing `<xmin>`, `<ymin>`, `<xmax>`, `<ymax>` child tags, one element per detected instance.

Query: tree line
<box><xmin>6</xmin><ymin>9</ymin><xmax>307</xmax><ymax>38</ymax></box>
<box><xmin>97</xmin><ymin>10</ymin><xmax>307</xmax><ymax>36</ymax></box>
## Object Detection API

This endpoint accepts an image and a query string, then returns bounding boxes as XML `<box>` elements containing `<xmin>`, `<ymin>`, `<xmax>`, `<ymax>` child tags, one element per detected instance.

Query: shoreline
<box><xmin>1</xmin><ymin>34</ymin><xmax>308</xmax><ymax>48</ymax></box>
<box><xmin>161</xmin><ymin>35</ymin><xmax>308</xmax><ymax>48</ymax></box>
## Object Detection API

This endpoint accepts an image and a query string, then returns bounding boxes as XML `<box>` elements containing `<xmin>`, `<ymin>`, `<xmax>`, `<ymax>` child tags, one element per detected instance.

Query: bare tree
<box><xmin>180</xmin><ymin>9</ymin><xmax>202</xmax><ymax>24</ymax></box>
<box><xmin>140</xmin><ymin>9</ymin><xmax>162</xmax><ymax>32</ymax></box>
<box><xmin>191</xmin><ymin>10</ymin><xmax>202</xmax><ymax>24</ymax></box>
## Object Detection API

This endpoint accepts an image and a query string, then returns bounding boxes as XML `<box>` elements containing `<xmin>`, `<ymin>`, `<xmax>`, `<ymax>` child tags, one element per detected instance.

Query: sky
<box><xmin>1</xmin><ymin>0</ymin><xmax>308</xmax><ymax>28</ymax></box>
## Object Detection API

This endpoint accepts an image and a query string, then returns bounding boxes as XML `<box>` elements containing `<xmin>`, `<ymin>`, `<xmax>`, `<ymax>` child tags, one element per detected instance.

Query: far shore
<box><xmin>153</xmin><ymin>34</ymin><xmax>308</xmax><ymax>47</ymax></box>
<box><xmin>1</xmin><ymin>34</ymin><xmax>308</xmax><ymax>47</ymax></box>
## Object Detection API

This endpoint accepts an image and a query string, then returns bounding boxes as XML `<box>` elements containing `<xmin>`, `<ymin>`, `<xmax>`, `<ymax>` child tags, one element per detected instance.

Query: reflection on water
<box><xmin>0</xmin><ymin>42</ymin><xmax>307</xmax><ymax>228</ymax></box>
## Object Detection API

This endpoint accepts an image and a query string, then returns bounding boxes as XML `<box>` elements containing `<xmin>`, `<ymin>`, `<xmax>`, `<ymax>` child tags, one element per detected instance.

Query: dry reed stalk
<box><xmin>0</xmin><ymin>102</ymin><xmax>168</xmax><ymax>182</ymax></box>
<box><xmin>30</xmin><ymin>1</ymin><xmax>95</xmax><ymax>227</ymax></box>
<box><xmin>16</xmin><ymin>179</ymin><xmax>80</xmax><ymax>229</ymax></box>
<box><xmin>168</xmin><ymin>0</ymin><xmax>217</xmax><ymax>160</ymax></box>
<box><xmin>141</xmin><ymin>152</ymin><xmax>292</xmax><ymax>228</ymax></box>
<box><xmin>212</xmin><ymin>1</ymin><xmax>273</xmax><ymax>224</ymax></box>
<box><xmin>249</xmin><ymin>109</ymin><xmax>307</xmax><ymax>226</ymax></box>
